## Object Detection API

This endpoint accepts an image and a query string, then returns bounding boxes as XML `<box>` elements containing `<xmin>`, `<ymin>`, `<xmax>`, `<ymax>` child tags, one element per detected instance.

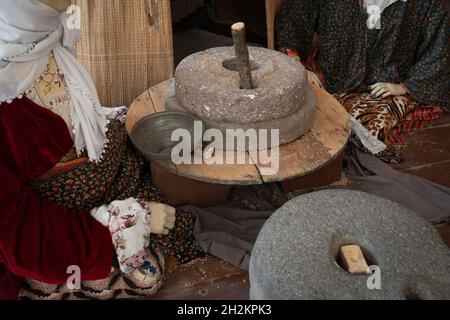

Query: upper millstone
<box><xmin>175</xmin><ymin>46</ymin><xmax>311</xmax><ymax>124</ymax></box>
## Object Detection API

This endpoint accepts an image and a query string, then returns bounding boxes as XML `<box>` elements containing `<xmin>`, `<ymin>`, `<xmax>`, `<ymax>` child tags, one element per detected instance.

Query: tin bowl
<box><xmin>130</xmin><ymin>111</ymin><xmax>203</xmax><ymax>161</ymax></box>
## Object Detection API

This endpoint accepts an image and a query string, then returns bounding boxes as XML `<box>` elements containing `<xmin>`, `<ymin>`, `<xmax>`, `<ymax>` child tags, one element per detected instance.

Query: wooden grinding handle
<box><xmin>231</xmin><ymin>22</ymin><xmax>254</xmax><ymax>90</ymax></box>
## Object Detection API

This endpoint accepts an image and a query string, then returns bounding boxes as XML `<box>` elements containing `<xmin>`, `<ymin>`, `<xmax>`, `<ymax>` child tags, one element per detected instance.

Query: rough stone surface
<box><xmin>175</xmin><ymin>46</ymin><xmax>311</xmax><ymax>124</ymax></box>
<box><xmin>249</xmin><ymin>190</ymin><xmax>450</xmax><ymax>300</ymax></box>
<box><xmin>166</xmin><ymin>82</ymin><xmax>316</xmax><ymax>150</ymax></box>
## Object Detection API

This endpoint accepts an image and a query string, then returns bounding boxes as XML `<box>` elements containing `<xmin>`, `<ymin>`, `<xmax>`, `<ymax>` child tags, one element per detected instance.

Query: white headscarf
<box><xmin>0</xmin><ymin>0</ymin><xmax>125</xmax><ymax>162</ymax></box>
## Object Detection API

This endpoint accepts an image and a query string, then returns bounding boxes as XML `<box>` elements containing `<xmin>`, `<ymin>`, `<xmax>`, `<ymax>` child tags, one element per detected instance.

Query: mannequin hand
<box><xmin>146</xmin><ymin>202</ymin><xmax>176</xmax><ymax>235</ymax></box>
<box><xmin>370</xmin><ymin>83</ymin><xmax>407</xmax><ymax>98</ymax></box>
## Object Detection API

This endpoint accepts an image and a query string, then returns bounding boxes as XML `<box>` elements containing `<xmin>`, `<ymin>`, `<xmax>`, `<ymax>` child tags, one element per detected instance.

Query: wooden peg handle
<box><xmin>231</xmin><ymin>22</ymin><xmax>254</xmax><ymax>90</ymax></box>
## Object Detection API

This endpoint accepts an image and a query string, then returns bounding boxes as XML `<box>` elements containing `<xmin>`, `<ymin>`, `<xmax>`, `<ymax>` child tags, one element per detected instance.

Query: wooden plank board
<box><xmin>436</xmin><ymin>224</ymin><xmax>450</xmax><ymax>249</ymax></box>
<box><xmin>173</xmin><ymin>151</ymin><xmax>264</xmax><ymax>185</ymax></box>
<box><xmin>265</xmin><ymin>0</ymin><xmax>285</xmax><ymax>49</ymax></box>
<box><xmin>404</xmin><ymin>162</ymin><xmax>450</xmax><ymax>188</ymax></box>
<box><xmin>152</xmin><ymin>163</ymin><xmax>232</xmax><ymax>207</ymax></box>
<box><xmin>127</xmin><ymin>78</ymin><xmax>264</xmax><ymax>185</ymax></box>
<box><xmin>126</xmin><ymin>79</ymin><xmax>350</xmax><ymax>185</ymax></box>
<box><xmin>125</xmin><ymin>90</ymin><xmax>156</xmax><ymax>134</ymax></box>
<box><xmin>148</xmin><ymin>78</ymin><xmax>174</xmax><ymax>113</ymax></box>
<box><xmin>152</xmin><ymin>257</ymin><xmax>249</xmax><ymax>300</ymax></box>
<box><xmin>253</xmin><ymin>133</ymin><xmax>331</xmax><ymax>183</ymax></box>
<box><xmin>430</xmin><ymin>113</ymin><xmax>450</xmax><ymax>127</ymax></box>
<box><xmin>309</xmin><ymin>85</ymin><xmax>351</xmax><ymax>155</ymax></box>
<box><xmin>392</xmin><ymin>125</ymin><xmax>450</xmax><ymax>173</ymax></box>
<box><xmin>138</xmin><ymin>77</ymin><xmax>261</xmax><ymax>183</ymax></box>
<box><xmin>252</xmin><ymin>85</ymin><xmax>350</xmax><ymax>183</ymax></box>
<box><xmin>280</xmin><ymin>152</ymin><xmax>344</xmax><ymax>192</ymax></box>
<box><xmin>388</xmin><ymin>113</ymin><xmax>450</xmax><ymax>187</ymax></box>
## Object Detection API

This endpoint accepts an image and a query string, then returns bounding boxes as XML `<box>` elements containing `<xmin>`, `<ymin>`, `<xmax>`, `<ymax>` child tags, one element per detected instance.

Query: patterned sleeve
<box><xmin>402</xmin><ymin>0</ymin><xmax>450</xmax><ymax>110</ymax></box>
<box><xmin>275</xmin><ymin>0</ymin><xmax>320</xmax><ymax>59</ymax></box>
<box><xmin>91</xmin><ymin>198</ymin><xmax>151</xmax><ymax>273</ymax></box>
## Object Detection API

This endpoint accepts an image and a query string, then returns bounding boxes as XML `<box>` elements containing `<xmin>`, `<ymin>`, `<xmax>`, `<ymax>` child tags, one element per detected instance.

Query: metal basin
<box><xmin>130</xmin><ymin>111</ymin><xmax>203</xmax><ymax>161</ymax></box>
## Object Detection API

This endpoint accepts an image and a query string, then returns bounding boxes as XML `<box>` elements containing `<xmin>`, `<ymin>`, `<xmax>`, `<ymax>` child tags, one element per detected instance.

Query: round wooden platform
<box><xmin>126</xmin><ymin>78</ymin><xmax>351</xmax><ymax>186</ymax></box>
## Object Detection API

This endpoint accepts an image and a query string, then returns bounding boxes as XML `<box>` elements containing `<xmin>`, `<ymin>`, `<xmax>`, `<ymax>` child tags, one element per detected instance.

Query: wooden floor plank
<box><xmin>390</xmin><ymin>112</ymin><xmax>450</xmax><ymax>189</ymax></box>
<box><xmin>428</xmin><ymin>113</ymin><xmax>450</xmax><ymax>127</ymax></box>
<box><xmin>392</xmin><ymin>126</ymin><xmax>450</xmax><ymax>173</ymax></box>
<box><xmin>404</xmin><ymin>162</ymin><xmax>450</xmax><ymax>188</ymax></box>
<box><xmin>390</xmin><ymin>113</ymin><xmax>450</xmax><ymax>251</ymax></box>
<box><xmin>436</xmin><ymin>224</ymin><xmax>450</xmax><ymax>248</ymax></box>
<box><xmin>153</xmin><ymin>257</ymin><xmax>249</xmax><ymax>300</ymax></box>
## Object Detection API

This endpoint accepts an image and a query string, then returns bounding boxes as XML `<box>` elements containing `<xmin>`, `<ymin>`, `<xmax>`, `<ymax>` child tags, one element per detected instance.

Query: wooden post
<box><xmin>231</xmin><ymin>22</ymin><xmax>254</xmax><ymax>90</ymax></box>
<box><xmin>265</xmin><ymin>0</ymin><xmax>285</xmax><ymax>50</ymax></box>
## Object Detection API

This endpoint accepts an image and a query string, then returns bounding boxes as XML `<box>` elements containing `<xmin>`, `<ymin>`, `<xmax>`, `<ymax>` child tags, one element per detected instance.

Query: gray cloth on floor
<box><xmin>343</xmin><ymin>147</ymin><xmax>450</xmax><ymax>224</ymax></box>
<box><xmin>180</xmin><ymin>145</ymin><xmax>450</xmax><ymax>270</ymax></box>
<box><xmin>178</xmin><ymin>205</ymin><xmax>273</xmax><ymax>270</ymax></box>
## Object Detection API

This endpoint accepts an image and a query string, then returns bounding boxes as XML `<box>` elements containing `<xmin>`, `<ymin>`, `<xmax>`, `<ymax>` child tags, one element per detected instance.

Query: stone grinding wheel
<box><xmin>175</xmin><ymin>47</ymin><xmax>316</xmax><ymax>148</ymax></box>
<box><xmin>166</xmin><ymin>80</ymin><xmax>316</xmax><ymax>149</ymax></box>
<box><xmin>249</xmin><ymin>190</ymin><xmax>450</xmax><ymax>300</ymax></box>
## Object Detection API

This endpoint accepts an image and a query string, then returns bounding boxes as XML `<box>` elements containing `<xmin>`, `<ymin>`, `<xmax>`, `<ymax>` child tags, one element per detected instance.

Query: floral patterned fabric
<box><xmin>31</xmin><ymin>119</ymin><xmax>162</xmax><ymax>211</ymax></box>
<box><xmin>18</xmin><ymin>62</ymin><xmax>203</xmax><ymax>299</ymax></box>
<box><xmin>19</xmin><ymin>117</ymin><xmax>204</xmax><ymax>299</ymax></box>
<box><xmin>335</xmin><ymin>92</ymin><xmax>445</xmax><ymax>145</ymax></box>
<box><xmin>336</xmin><ymin>92</ymin><xmax>444</xmax><ymax>163</ymax></box>
<box><xmin>20</xmin><ymin>212</ymin><xmax>202</xmax><ymax>300</ymax></box>
<box><xmin>91</xmin><ymin>199</ymin><xmax>152</xmax><ymax>274</ymax></box>
<box><xmin>276</xmin><ymin>0</ymin><xmax>450</xmax><ymax>110</ymax></box>
<box><xmin>282</xmin><ymin>48</ymin><xmax>445</xmax><ymax>162</ymax></box>
<box><xmin>277</xmin><ymin>0</ymin><xmax>448</xmax><ymax>162</ymax></box>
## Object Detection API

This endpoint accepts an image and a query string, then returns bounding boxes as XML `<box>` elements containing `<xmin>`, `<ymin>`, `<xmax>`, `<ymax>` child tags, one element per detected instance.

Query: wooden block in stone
<box><xmin>339</xmin><ymin>245</ymin><xmax>369</xmax><ymax>275</ymax></box>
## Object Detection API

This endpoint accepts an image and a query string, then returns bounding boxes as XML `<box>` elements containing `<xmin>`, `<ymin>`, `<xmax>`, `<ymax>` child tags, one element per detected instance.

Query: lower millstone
<box><xmin>165</xmin><ymin>83</ymin><xmax>316</xmax><ymax>151</ymax></box>
<box><xmin>249</xmin><ymin>190</ymin><xmax>450</xmax><ymax>300</ymax></box>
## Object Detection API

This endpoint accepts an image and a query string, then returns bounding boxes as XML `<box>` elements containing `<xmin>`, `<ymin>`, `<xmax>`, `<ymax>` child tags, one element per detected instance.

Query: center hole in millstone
<box><xmin>222</xmin><ymin>58</ymin><xmax>262</xmax><ymax>72</ymax></box>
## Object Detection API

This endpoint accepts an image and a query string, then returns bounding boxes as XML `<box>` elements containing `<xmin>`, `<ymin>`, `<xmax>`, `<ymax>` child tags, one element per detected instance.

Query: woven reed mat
<box><xmin>73</xmin><ymin>0</ymin><xmax>174</xmax><ymax>107</ymax></box>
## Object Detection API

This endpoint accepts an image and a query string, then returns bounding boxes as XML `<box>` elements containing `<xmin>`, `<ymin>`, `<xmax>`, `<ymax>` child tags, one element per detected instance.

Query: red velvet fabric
<box><xmin>0</xmin><ymin>97</ymin><xmax>113</xmax><ymax>299</ymax></box>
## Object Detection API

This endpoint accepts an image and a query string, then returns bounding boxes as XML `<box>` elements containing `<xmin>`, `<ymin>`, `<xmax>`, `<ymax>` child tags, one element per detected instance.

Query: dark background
<box><xmin>179</xmin><ymin>0</ymin><xmax>450</xmax><ymax>46</ymax></box>
<box><xmin>210</xmin><ymin>0</ymin><xmax>450</xmax><ymax>32</ymax></box>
